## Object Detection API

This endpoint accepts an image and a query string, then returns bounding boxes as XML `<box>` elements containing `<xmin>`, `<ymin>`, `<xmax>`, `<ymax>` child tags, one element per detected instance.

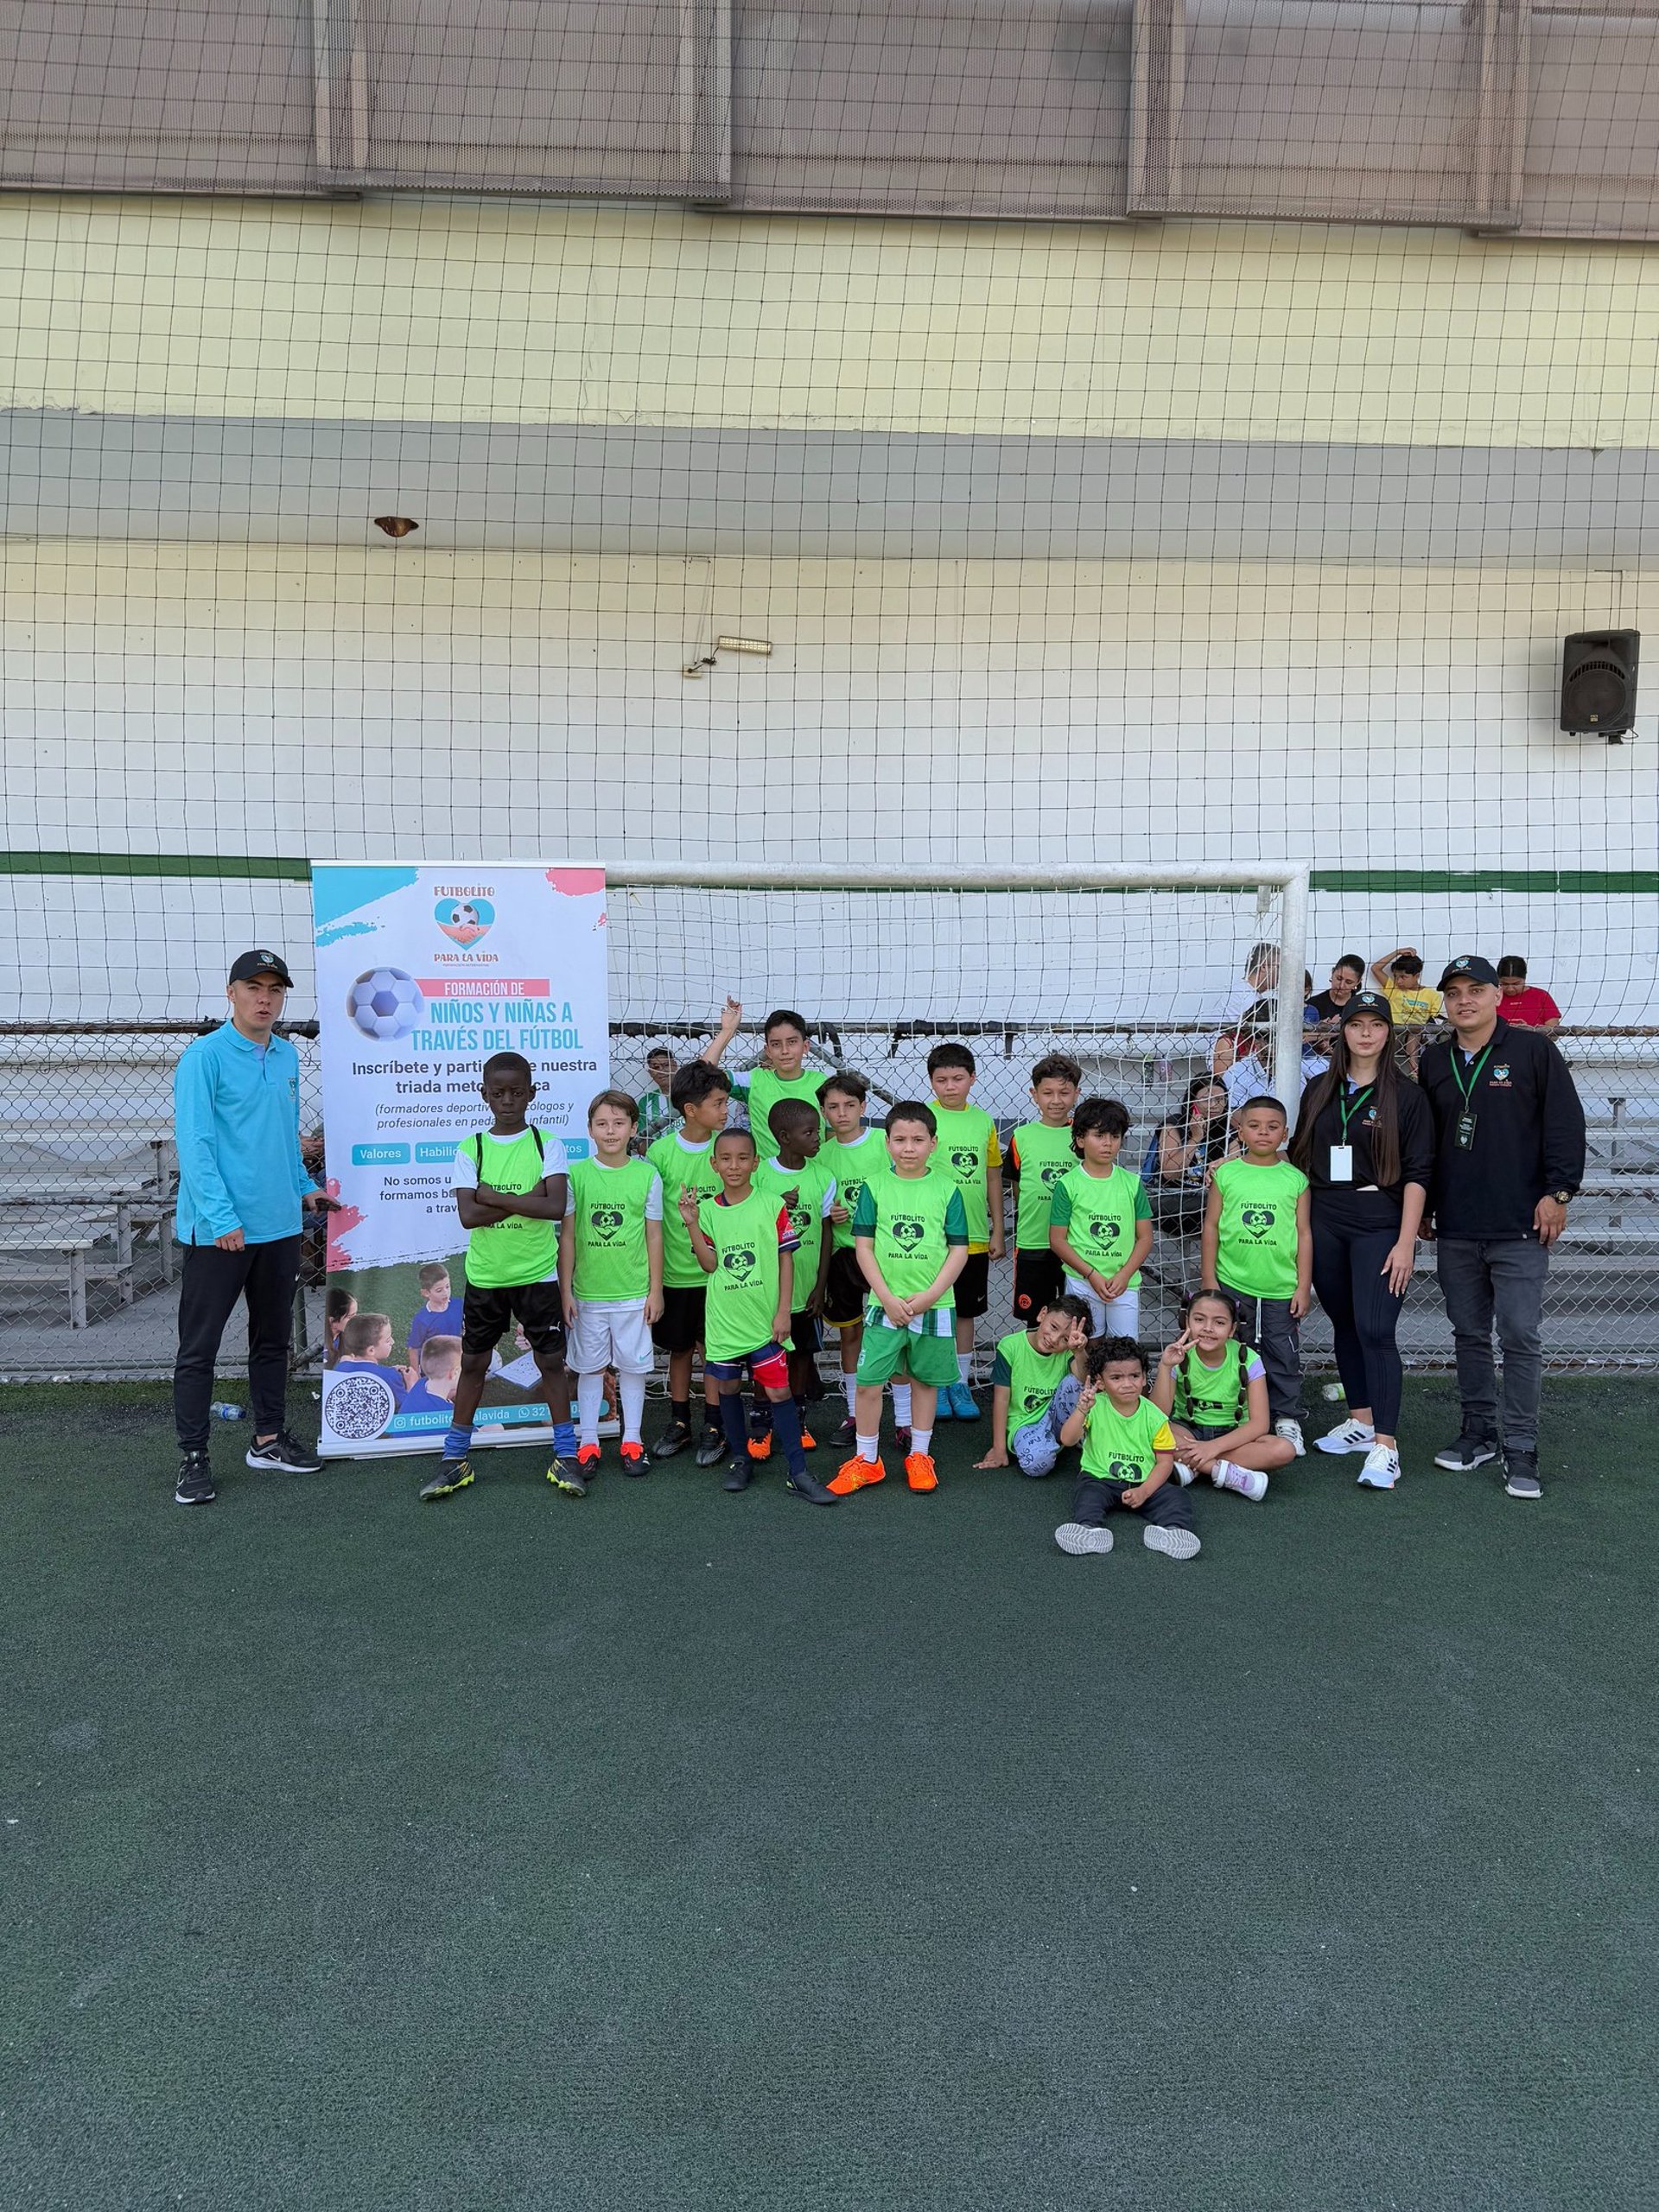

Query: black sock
<box><xmin>671</xmin><ymin>1396</ymin><xmax>690</xmax><ymax>1427</ymax></box>
<box><xmin>702</xmin><ymin>1402</ymin><xmax>722</xmax><ymax>1430</ymax></box>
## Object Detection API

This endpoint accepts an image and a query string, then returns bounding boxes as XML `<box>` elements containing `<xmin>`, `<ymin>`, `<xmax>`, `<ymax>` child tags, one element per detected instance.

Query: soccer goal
<box><xmin>603</xmin><ymin>862</ymin><xmax>1312</xmax><ymax>1126</ymax></box>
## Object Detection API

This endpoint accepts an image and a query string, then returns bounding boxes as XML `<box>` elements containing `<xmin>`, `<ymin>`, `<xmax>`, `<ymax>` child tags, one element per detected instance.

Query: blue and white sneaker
<box><xmin>1357</xmin><ymin>1442</ymin><xmax>1402</xmax><ymax>1490</ymax></box>
<box><xmin>948</xmin><ymin>1382</ymin><xmax>981</xmax><ymax>1421</ymax></box>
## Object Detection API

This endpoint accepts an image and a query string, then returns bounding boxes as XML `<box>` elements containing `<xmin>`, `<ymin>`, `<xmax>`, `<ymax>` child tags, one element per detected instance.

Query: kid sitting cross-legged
<box><xmin>679</xmin><ymin>1128</ymin><xmax>836</xmax><ymax>1506</ymax></box>
<box><xmin>973</xmin><ymin>1292</ymin><xmax>1092</xmax><ymax>1477</ymax></box>
<box><xmin>830</xmin><ymin>1101</ymin><xmax>969</xmax><ymax>1497</ymax></box>
<box><xmin>1053</xmin><ymin>1336</ymin><xmax>1201</xmax><ymax>1560</ymax></box>
<box><xmin>817</xmin><ymin>1069</ymin><xmax>890</xmax><ymax>1446</ymax></box>
<box><xmin>559</xmin><ymin>1088</ymin><xmax>664</xmax><ymax>1477</ymax></box>
<box><xmin>925</xmin><ymin>1040</ymin><xmax>1004</xmax><ymax>1422</ymax></box>
<box><xmin>418</xmin><ymin>1051</ymin><xmax>580</xmax><ymax>1503</ymax></box>
<box><xmin>1148</xmin><ymin>1287</ymin><xmax>1294</xmax><ymax>1503</ymax></box>
<box><xmin>1047</xmin><ymin>1095</ymin><xmax>1154</xmax><ymax>1338</ymax></box>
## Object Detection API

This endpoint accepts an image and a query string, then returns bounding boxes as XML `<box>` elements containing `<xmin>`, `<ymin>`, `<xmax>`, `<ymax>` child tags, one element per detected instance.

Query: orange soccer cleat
<box><xmin>904</xmin><ymin>1452</ymin><xmax>939</xmax><ymax>1493</ymax></box>
<box><xmin>747</xmin><ymin>1433</ymin><xmax>773</xmax><ymax>1461</ymax></box>
<box><xmin>799</xmin><ymin>1428</ymin><xmax>817</xmax><ymax>1451</ymax></box>
<box><xmin>829</xmin><ymin>1454</ymin><xmax>886</xmax><ymax>1496</ymax></box>
<box><xmin>576</xmin><ymin>1443</ymin><xmax>602</xmax><ymax>1470</ymax></box>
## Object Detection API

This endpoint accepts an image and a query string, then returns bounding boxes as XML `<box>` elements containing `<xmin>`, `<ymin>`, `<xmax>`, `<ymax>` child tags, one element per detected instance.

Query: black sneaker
<box><xmin>695</xmin><ymin>1427</ymin><xmax>728</xmax><ymax>1468</ymax></box>
<box><xmin>834</xmin><ymin>1414</ymin><xmax>857</xmax><ymax>1446</ymax></box>
<box><xmin>420</xmin><ymin>1456</ymin><xmax>475</xmax><ymax>1503</ymax></box>
<box><xmin>547</xmin><ymin>1456</ymin><xmax>588</xmax><ymax>1497</ymax></box>
<box><xmin>175</xmin><ymin>1451</ymin><xmax>216</xmax><ymax>1506</ymax></box>
<box><xmin>652</xmin><ymin>1417</ymin><xmax>694</xmax><ymax>1459</ymax></box>
<box><xmin>747</xmin><ymin>1405</ymin><xmax>772</xmax><ymax>1442</ymax></box>
<box><xmin>1503</xmin><ymin>1449</ymin><xmax>1542</xmax><ymax>1500</ymax></box>
<box><xmin>722</xmin><ymin>1459</ymin><xmax>753</xmax><ymax>1492</ymax></box>
<box><xmin>245</xmin><ymin>1428</ymin><xmax>325</xmax><ymax>1474</ymax></box>
<box><xmin>785</xmin><ymin>1465</ymin><xmax>838</xmax><ymax>1507</ymax></box>
<box><xmin>1433</xmin><ymin>1430</ymin><xmax>1499</xmax><ymax>1471</ymax></box>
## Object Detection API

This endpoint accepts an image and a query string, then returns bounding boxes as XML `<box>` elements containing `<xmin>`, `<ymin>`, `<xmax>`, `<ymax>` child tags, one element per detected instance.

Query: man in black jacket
<box><xmin>1419</xmin><ymin>956</ymin><xmax>1586</xmax><ymax>1499</ymax></box>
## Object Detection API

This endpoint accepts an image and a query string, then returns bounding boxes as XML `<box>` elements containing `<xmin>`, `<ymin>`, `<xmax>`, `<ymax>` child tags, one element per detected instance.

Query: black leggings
<box><xmin>1310</xmin><ymin>1190</ymin><xmax>1407</xmax><ymax>1436</ymax></box>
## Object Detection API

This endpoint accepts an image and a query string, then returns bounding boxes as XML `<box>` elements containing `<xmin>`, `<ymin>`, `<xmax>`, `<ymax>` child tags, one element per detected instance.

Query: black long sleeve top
<box><xmin>1301</xmin><ymin>1075</ymin><xmax>1436</xmax><ymax>1196</ymax></box>
<box><xmin>1417</xmin><ymin>1020</ymin><xmax>1586</xmax><ymax>1240</ymax></box>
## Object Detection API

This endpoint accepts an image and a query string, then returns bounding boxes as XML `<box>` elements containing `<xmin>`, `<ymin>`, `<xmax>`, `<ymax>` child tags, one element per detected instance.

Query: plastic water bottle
<box><xmin>211</xmin><ymin>1402</ymin><xmax>245</xmax><ymax>1421</ymax></box>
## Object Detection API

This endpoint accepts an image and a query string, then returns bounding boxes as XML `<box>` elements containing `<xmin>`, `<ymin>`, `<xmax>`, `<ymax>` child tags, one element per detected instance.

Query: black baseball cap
<box><xmin>229</xmin><ymin>949</ymin><xmax>295</xmax><ymax>987</ymax></box>
<box><xmin>1340</xmin><ymin>990</ymin><xmax>1394</xmax><ymax>1027</ymax></box>
<box><xmin>1438</xmin><ymin>955</ymin><xmax>1499</xmax><ymax>989</ymax></box>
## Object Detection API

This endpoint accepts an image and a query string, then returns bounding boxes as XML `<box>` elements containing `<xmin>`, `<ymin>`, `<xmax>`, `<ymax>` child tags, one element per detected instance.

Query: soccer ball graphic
<box><xmin>347</xmin><ymin>967</ymin><xmax>424</xmax><ymax>1040</ymax></box>
<box><xmin>450</xmin><ymin>901</ymin><xmax>479</xmax><ymax>930</ymax></box>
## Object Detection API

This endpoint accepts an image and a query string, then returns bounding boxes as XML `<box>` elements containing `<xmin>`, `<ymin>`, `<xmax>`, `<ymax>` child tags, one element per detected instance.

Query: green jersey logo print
<box><xmin>721</xmin><ymin>1247</ymin><xmax>758</xmax><ymax>1280</ymax></box>
<box><xmin>1240</xmin><ymin>1205</ymin><xmax>1277</xmax><ymax>1234</ymax></box>
<box><xmin>1019</xmin><ymin>1389</ymin><xmax>1048</xmax><ymax>1418</ymax></box>
<box><xmin>1085</xmin><ymin>1216</ymin><xmax>1122</xmax><ymax>1246</ymax></box>
<box><xmin>1041</xmin><ymin>1161</ymin><xmax>1068</xmax><ymax>1188</ymax></box>
<box><xmin>890</xmin><ymin>1217</ymin><xmax>926</xmax><ymax>1250</ymax></box>
<box><xmin>947</xmin><ymin>1146</ymin><xmax>978</xmax><ymax>1177</ymax></box>
<box><xmin>1106</xmin><ymin>1458</ymin><xmax>1142</xmax><ymax>1484</ymax></box>
<box><xmin>589</xmin><ymin>1205</ymin><xmax>625</xmax><ymax>1240</ymax></box>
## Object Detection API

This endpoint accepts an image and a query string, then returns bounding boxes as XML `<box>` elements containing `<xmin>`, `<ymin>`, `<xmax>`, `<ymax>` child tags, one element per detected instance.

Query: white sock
<box><xmin>575</xmin><ymin>1370</ymin><xmax>605</xmax><ymax>1446</ymax></box>
<box><xmin>842</xmin><ymin>1371</ymin><xmax>858</xmax><ymax>1414</ymax></box>
<box><xmin>619</xmin><ymin>1371</ymin><xmax>646</xmax><ymax>1445</ymax></box>
<box><xmin>893</xmin><ymin>1383</ymin><xmax>912</xmax><ymax>1425</ymax></box>
<box><xmin>957</xmin><ymin>1352</ymin><xmax>972</xmax><ymax>1384</ymax></box>
<box><xmin>857</xmin><ymin>1431</ymin><xmax>880</xmax><ymax>1463</ymax></box>
<box><xmin>911</xmin><ymin>1426</ymin><xmax>933</xmax><ymax>1456</ymax></box>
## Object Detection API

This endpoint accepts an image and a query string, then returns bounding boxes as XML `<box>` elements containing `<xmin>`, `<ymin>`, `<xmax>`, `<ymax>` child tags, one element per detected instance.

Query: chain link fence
<box><xmin>3</xmin><ymin>1021</ymin><xmax>1655</xmax><ymax>1378</ymax></box>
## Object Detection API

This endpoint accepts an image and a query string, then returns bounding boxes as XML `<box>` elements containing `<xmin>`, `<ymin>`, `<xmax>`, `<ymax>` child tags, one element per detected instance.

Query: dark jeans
<box><xmin>1311</xmin><ymin>1189</ymin><xmax>1407</xmax><ymax>1435</ymax></box>
<box><xmin>1435</xmin><ymin>1235</ymin><xmax>1549</xmax><ymax>1452</ymax></box>
<box><xmin>174</xmin><ymin>1234</ymin><xmax>302</xmax><ymax>1452</ymax></box>
<box><xmin>1069</xmin><ymin>1473</ymin><xmax>1196</xmax><ymax>1531</ymax></box>
<box><xmin>1218</xmin><ymin>1281</ymin><xmax>1302</xmax><ymax>1424</ymax></box>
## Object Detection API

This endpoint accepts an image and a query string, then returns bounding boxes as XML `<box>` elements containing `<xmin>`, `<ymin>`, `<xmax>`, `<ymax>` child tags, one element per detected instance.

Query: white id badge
<box><xmin>1329</xmin><ymin>1144</ymin><xmax>1354</xmax><ymax>1183</ymax></box>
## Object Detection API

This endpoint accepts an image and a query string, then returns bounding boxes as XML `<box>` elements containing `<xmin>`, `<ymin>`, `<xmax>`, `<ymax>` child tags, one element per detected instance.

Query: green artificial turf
<box><xmin>4</xmin><ymin>1377</ymin><xmax>1656</xmax><ymax>2211</ymax></box>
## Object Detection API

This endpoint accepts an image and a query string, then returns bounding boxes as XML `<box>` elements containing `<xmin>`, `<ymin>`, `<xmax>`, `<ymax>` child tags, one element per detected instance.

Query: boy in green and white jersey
<box><xmin>925</xmin><ymin>1040</ymin><xmax>1004</xmax><ymax>1423</ymax></box>
<box><xmin>701</xmin><ymin>997</ymin><xmax>827</xmax><ymax>1160</ymax></box>
<box><xmin>679</xmin><ymin>1128</ymin><xmax>836</xmax><ymax>1507</ymax></box>
<box><xmin>1202</xmin><ymin>1094</ymin><xmax>1312</xmax><ymax>1446</ymax></box>
<box><xmin>646</xmin><ymin>1061</ymin><xmax>734</xmax><ymax>1465</ymax></box>
<box><xmin>558</xmin><ymin>1088</ymin><xmax>664</xmax><ymax>1475</ymax></box>
<box><xmin>818</xmin><ymin>1069</ymin><xmax>890</xmax><ymax>1444</ymax></box>
<box><xmin>635</xmin><ymin>1045</ymin><xmax>678</xmax><ymax>1151</ymax></box>
<box><xmin>1008</xmin><ymin>1052</ymin><xmax>1083</xmax><ymax>1323</ymax></box>
<box><xmin>830</xmin><ymin>1103</ymin><xmax>969</xmax><ymax>1498</ymax></box>
<box><xmin>418</xmin><ymin>1051</ymin><xmax>579</xmax><ymax>1504</ymax></box>
<box><xmin>974</xmin><ymin>1292</ymin><xmax>1092</xmax><ymax>1477</ymax></box>
<box><xmin>1048</xmin><ymin>1095</ymin><xmax>1154</xmax><ymax>1338</ymax></box>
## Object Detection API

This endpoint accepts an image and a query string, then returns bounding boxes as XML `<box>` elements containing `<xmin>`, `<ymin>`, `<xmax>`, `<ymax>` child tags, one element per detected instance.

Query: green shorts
<box><xmin>855</xmin><ymin>1317</ymin><xmax>959</xmax><ymax>1389</ymax></box>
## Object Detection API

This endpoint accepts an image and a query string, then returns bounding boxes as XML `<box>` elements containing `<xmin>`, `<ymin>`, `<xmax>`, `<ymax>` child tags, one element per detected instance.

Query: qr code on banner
<box><xmin>325</xmin><ymin>1372</ymin><xmax>397</xmax><ymax>1442</ymax></box>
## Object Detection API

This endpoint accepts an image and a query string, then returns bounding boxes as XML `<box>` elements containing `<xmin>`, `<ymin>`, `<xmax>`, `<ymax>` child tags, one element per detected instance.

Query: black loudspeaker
<box><xmin>1560</xmin><ymin>629</ymin><xmax>1639</xmax><ymax>737</ymax></box>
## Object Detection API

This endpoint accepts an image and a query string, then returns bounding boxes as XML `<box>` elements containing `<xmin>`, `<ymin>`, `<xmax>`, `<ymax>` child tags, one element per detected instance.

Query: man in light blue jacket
<box><xmin>172</xmin><ymin>950</ymin><xmax>331</xmax><ymax>1504</ymax></box>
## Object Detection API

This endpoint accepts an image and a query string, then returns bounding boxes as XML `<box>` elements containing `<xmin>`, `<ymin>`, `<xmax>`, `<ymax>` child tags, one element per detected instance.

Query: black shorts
<box><xmin>789</xmin><ymin>1308</ymin><xmax>823</xmax><ymax>1357</ymax></box>
<box><xmin>823</xmin><ymin>1247</ymin><xmax>868</xmax><ymax>1329</ymax></box>
<box><xmin>461</xmin><ymin>1279</ymin><xmax>565</xmax><ymax>1361</ymax></box>
<box><xmin>1013</xmin><ymin>1249</ymin><xmax>1065</xmax><ymax>1321</ymax></box>
<box><xmin>652</xmin><ymin>1283</ymin><xmax>706</xmax><ymax>1355</ymax></box>
<box><xmin>954</xmin><ymin>1251</ymin><xmax>990</xmax><ymax>1320</ymax></box>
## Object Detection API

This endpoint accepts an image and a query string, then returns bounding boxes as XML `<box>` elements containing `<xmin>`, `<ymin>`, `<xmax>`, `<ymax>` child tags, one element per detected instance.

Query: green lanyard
<box><xmin>1450</xmin><ymin>1044</ymin><xmax>1495</xmax><ymax>1106</ymax></box>
<box><xmin>1338</xmin><ymin>1083</ymin><xmax>1375</xmax><ymax>1139</ymax></box>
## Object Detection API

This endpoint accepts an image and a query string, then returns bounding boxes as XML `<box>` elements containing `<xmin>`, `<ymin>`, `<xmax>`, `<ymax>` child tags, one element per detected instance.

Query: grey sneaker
<box><xmin>1503</xmin><ymin>1449</ymin><xmax>1542</xmax><ymax>1500</ymax></box>
<box><xmin>1054</xmin><ymin>1522</ymin><xmax>1114</xmax><ymax>1555</ymax></box>
<box><xmin>1434</xmin><ymin>1430</ymin><xmax>1499</xmax><ymax>1471</ymax></box>
<box><xmin>695</xmin><ymin>1427</ymin><xmax>728</xmax><ymax>1468</ymax></box>
<box><xmin>1143</xmin><ymin>1523</ymin><xmax>1202</xmax><ymax>1560</ymax></box>
<box><xmin>175</xmin><ymin>1451</ymin><xmax>216</xmax><ymax>1506</ymax></box>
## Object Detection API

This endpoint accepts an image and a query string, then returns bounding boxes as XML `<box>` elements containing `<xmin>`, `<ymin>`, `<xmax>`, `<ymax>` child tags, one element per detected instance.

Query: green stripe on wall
<box><xmin>0</xmin><ymin>854</ymin><xmax>1656</xmax><ymax>895</ymax></box>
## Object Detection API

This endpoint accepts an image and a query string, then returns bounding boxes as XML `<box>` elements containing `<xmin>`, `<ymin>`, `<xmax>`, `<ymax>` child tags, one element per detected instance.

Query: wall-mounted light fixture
<box><xmin>683</xmin><ymin>635</ymin><xmax>773</xmax><ymax>679</ymax></box>
<box><xmin>373</xmin><ymin>516</ymin><xmax>420</xmax><ymax>539</ymax></box>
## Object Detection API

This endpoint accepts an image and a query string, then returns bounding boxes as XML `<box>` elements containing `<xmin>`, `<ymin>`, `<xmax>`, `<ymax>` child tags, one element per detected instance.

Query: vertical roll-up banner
<box><xmin>313</xmin><ymin>863</ymin><xmax>609</xmax><ymax>1459</ymax></box>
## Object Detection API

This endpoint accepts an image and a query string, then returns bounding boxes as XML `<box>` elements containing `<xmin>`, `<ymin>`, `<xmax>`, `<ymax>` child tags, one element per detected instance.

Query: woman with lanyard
<box><xmin>1288</xmin><ymin>990</ymin><xmax>1435</xmax><ymax>1491</ymax></box>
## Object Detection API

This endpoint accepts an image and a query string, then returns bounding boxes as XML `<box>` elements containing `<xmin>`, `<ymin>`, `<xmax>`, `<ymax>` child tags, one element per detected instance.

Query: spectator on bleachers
<box><xmin>1146</xmin><ymin>1076</ymin><xmax>1231</xmax><ymax>1233</ymax></box>
<box><xmin>1496</xmin><ymin>956</ymin><xmax>1562</xmax><ymax>1037</ymax></box>
<box><xmin>1217</xmin><ymin>943</ymin><xmax>1281</xmax><ymax>1034</ymax></box>
<box><xmin>1308</xmin><ymin>955</ymin><xmax>1366</xmax><ymax>1026</ymax></box>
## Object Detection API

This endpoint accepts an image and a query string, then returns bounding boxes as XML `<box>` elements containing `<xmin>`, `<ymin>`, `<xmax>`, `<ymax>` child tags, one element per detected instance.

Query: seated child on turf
<box><xmin>818</xmin><ymin>1069</ymin><xmax>888</xmax><ymax>1441</ymax></box>
<box><xmin>559</xmin><ymin>1087</ymin><xmax>664</xmax><ymax>1474</ymax></box>
<box><xmin>926</xmin><ymin>1041</ymin><xmax>1004</xmax><ymax>1421</ymax></box>
<box><xmin>418</xmin><ymin>1051</ymin><xmax>579</xmax><ymax>1504</ymax></box>
<box><xmin>974</xmin><ymin>1292</ymin><xmax>1092</xmax><ymax>1477</ymax></box>
<box><xmin>831</xmin><ymin>1101</ymin><xmax>969</xmax><ymax>1497</ymax></box>
<box><xmin>1048</xmin><ymin>1096</ymin><xmax>1154</xmax><ymax>1338</ymax></box>
<box><xmin>1054</xmin><ymin>1337</ymin><xmax>1200</xmax><ymax>1560</ymax></box>
<box><xmin>678</xmin><ymin>1128</ymin><xmax>835</xmax><ymax>1505</ymax></box>
<box><xmin>407</xmin><ymin>1262</ymin><xmax>464</xmax><ymax>1363</ymax></box>
<box><xmin>1148</xmin><ymin>1287</ymin><xmax>1294</xmax><ymax>1503</ymax></box>
<box><xmin>1203</xmin><ymin>1094</ymin><xmax>1310</xmax><ymax>1451</ymax></box>
<box><xmin>752</xmin><ymin>1096</ymin><xmax>837</xmax><ymax>1455</ymax></box>
<box><xmin>645</xmin><ymin>1060</ymin><xmax>735</xmax><ymax>1462</ymax></box>
<box><xmin>335</xmin><ymin>1311</ymin><xmax>410</xmax><ymax>1403</ymax></box>
<box><xmin>1008</xmin><ymin>1053</ymin><xmax>1083</xmax><ymax>1321</ymax></box>
<box><xmin>402</xmin><ymin>1333</ymin><xmax>462</xmax><ymax>1416</ymax></box>
<box><xmin>325</xmin><ymin>1285</ymin><xmax>356</xmax><ymax>1366</ymax></box>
